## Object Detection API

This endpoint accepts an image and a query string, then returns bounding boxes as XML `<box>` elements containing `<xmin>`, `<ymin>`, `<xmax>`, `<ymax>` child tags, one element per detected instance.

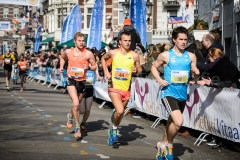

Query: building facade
<box><xmin>0</xmin><ymin>4</ymin><xmax>24</xmax><ymax>53</ymax></box>
<box><xmin>152</xmin><ymin>0</ymin><xmax>196</xmax><ymax>44</ymax></box>
<box><xmin>41</xmin><ymin>0</ymin><xmax>113</xmax><ymax>48</ymax></box>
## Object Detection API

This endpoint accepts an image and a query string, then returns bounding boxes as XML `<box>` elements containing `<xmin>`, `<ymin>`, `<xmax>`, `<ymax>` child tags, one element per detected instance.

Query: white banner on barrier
<box><xmin>183</xmin><ymin>85</ymin><xmax>240</xmax><ymax>142</ymax></box>
<box><xmin>133</xmin><ymin>78</ymin><xmax>169</xmax><ymax>118</ymax></box>
<box><xmin>94</xmin><ymin>79</ymin><xmax>111</xmax><ymax>102</ymax></box>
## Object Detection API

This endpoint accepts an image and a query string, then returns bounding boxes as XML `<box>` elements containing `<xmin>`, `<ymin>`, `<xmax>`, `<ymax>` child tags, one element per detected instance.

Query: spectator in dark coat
<box><xmin>198</xmin><ymin>34</ymin><xmax>224</xmax><ymax>74</ymax></box>
<box><xmin>117</xmin><ymin>18</ymin><xmax>141</xmax><ymax>51</ymax></box>
<box><xmin>197</xmin><ymin>48</ymin><xmax>240</xmax><ymax>88</ymax></box>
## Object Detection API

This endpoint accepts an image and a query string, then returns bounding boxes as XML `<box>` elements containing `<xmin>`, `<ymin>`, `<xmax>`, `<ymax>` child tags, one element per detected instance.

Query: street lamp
<box><xmin>146</xmin><ymin>0</ymin><xmax>153</xmax><ymax>24</ymax></box>
<box><xmin>122</xmin><ymin>0</ymin><xmax>130</xmax><ymax>18</ymax></box>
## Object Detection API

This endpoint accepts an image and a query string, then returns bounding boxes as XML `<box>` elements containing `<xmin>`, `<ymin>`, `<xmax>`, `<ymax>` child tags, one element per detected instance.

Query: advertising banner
<box><xmin>0</xmin><ymin>0</ymin><xmax>40</xmax><ymax>6</ymax></box>
<box><xmin>87</xmin><ymin>0</ymin><xmax>104</xmax><ymax>50</ymax></box>
<box><xmin>65</xmin><ymin>4</ymin><xmax>82</xmax><ymax>42</ymax></box>
<box><xmin>130</xmin><ymin>0</ymin><xmax>147</xmax><ymax>47</ymax></box>
<box><xmin>0</xmin><ymin>21</ymin><xmax>10</xmax><ymax>31</ymax></box>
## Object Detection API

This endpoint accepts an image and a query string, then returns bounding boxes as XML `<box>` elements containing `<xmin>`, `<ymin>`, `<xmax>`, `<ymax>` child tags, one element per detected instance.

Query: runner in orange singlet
<box><xmin>17</xmin><ymin>54</ymin><xmax>29</xmax><ymax>92</ymax></box>
<box><xmin>59</xmin><ymin>32</ymin><xmax>96</xmax><ymax>138</ymax></box>
<box><xmin>101</xmin><ymin>31</ymin><xmax>142</xmax><ymax>145</ymax></box>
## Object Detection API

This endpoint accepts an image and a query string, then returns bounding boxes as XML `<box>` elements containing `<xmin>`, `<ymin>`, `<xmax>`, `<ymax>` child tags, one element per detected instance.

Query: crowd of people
<box><xmin>1</xmin><ymin>19</ymin><xmax>240</xmax><ymax>159</ymax></box>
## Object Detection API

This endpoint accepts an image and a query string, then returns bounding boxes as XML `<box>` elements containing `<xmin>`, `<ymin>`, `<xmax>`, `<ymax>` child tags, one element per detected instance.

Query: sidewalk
<box><xmin>0</xmin><ymin>68</ymin><xmax>240</xmax><ymax>160</ymax></box>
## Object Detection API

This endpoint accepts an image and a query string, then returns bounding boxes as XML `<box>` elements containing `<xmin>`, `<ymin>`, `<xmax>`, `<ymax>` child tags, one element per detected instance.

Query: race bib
<box><xmin>20</xmin><ymin>66</ymin><xmax>27</xmax><ymax>69</ymax></box>
<box><xmin>114</xmin><ymin>68</ymin><xmax>130</xmax><ymax>80</ymax></box>
<box><xmin>33</xmin><ymin>65</ymin><xmax>38</xmax><ymax>67</ymax></box>
<box><xmin>171</xmin><ymin>70</ymin><xmax>189</xmax><ymax>83</ymax></box>
<box><xmin>70</xmin><ymin>67</ymin><xmax>84</xmax><ymax>79</ymax></box>
<box><xmin>86</xmin><ymin>77</ymin><xmax>94</xmax><ymax>86</ymax></box>
<box><xmin>4</xmin><ymin>58</ymin><xmax>10</xmax><ymax>63</ymax></box>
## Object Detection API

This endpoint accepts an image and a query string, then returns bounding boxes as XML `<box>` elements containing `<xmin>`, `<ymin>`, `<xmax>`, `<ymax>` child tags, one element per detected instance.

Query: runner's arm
<box><xmin>59</xmin><ymin>49</ymin><xmax>69</xmax><ymax>71</ymax></box>
<box><xmin>87</xmin><ymin>51</ymin><xmax>97</xmax><ymax>71</ymax></box>
<box><xmin>189</xmin><ymin>52</ymin><xmax>199</xmax><ymax>76</ymax></box>
<box><xmin>132</xmin><ymin>52</ymin><xmax>142</xmax><ymax>76</ymax></box>
<box><xmin>12</xmin><ymin>55</ymin><xmax>16</xmax><ymax>64</ymax></box>
<box><xmin>151</xmin><ymin>52</ymin><xmax>167</xmax><ymax>83</ymax></box>
<box><xmin>101</xmin><ymin>50</ymin><xmax>113</xmax><ymax>76</ymax></box>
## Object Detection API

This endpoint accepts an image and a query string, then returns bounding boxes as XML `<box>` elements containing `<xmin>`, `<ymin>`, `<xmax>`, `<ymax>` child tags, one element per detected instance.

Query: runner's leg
<box><xmin>109</xmin><ymin>92</ymin><xmax>125</xmax><ymax>127</ymax></box>
<box><xmin>166</xmin><ymin>111</ymin><xmax>183</xmax><ymax>144</ymax></box>
<box><xmin>67</xmin><ymin>86</ymin><xmax>80</xmax><ymax>126</ymax></box>
<box><xmin>81</xmin><ymin>96</ymin><xmax>93</xmax><ymax>124</ymax></box>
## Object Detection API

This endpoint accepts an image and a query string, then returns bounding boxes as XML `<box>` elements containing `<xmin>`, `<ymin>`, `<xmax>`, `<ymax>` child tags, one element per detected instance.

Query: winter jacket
<box><xmin>197</xmin><ymin>41</ymin><xmax>224</xmax><ymax>73</ymax></box>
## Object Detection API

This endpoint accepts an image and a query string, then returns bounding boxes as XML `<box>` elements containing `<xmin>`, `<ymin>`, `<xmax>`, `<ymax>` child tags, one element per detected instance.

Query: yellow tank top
<box><xmin>111</xmin><ymin>49</ymin><xmax>134</xmax><ymax>91</ymax></box>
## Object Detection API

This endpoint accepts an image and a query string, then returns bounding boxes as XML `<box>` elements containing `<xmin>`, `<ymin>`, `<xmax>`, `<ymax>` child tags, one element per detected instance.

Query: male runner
<box><xmin>151</xmin><ymin>26</ymin><xmax>199</xmax><ymax>160</ymax></box>
<box><xmin>101</xmin><ymin>31</ymin><xmax>142</xmax><ymax>145</ymax></box>
<box><xmin>2</xmin><ymin>49</ymin><xmax>15</xmax><ymax>91</ymax></box>
<box><xmin>17</xmin><ymin>54</ymin><xmax>29</xmax><ymax>91</ymax></box>
<box><xmin>79</xmin><ymin>55</ymin><xmax>101</xmax><ymax>132</ymax></box>
<box><xmin>59</xmin><ymin>32</ymin><xmax>96</xmax><ymax>138</ymax></box>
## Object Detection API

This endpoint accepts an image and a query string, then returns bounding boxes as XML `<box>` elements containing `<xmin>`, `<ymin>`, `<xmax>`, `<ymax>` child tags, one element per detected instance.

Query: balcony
<box><xmin>163</xmin><ymin>0</ymin><xmax>180</xmax><ymax>7</ymax></box>
<box><xmin>152</xmin><ymin>29</ymin><xmax>172</xmax><ymax>36</ymax></box>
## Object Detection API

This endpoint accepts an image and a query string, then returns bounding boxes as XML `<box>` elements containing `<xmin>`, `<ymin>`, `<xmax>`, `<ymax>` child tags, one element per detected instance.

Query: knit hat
<box><xmin>123</xmin><ymin>18</ymin><xmax>132</xmax><ymax>25</ymax></box>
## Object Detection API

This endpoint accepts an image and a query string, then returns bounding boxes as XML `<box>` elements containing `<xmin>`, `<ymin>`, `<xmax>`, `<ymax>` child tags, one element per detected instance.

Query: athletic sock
<box><xmin>112</xmin><ymin>125</ymin><xmax>117</xmax><ymax>130</ymax></box>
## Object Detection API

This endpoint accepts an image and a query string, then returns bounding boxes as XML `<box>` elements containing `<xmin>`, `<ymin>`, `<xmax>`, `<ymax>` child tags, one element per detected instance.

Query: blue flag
<box><xmin>130</xmin><ymin>0</ymin><xmax>147</xmax><ymax>47</ymax></box>
<box><xmin>60</xmin><ymin>15</ymin><xmax>69</xmax><ymax>44</ymax></box>
<box><xmin>34</xmin><ymin>25</ymin><xmax>42</xmax><ymax>53</ymax></box>
<box><xmin>87</xmin><ymin>0</ymin><xmax>104</xmax><ymax>50</ymax></box>
<box><xmin>65</xmin><ymin>4</ymin><xmax>82</xmax><ymax>42</ymax></box>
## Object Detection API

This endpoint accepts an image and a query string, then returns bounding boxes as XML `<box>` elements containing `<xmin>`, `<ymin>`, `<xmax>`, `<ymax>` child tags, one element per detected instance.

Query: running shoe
<box><xmin>108</xmin><ymin>129</ymin><xmax>118</xmax><ymax>141</ymax></box>
<box><xmin>67</xmin><ymin>113</ymin><xmax>73</xmax><ymax>128</ymax></box>
<box><xmin>20</xmin><ymin>88</ymin><xmax>23</xmax><ymax>92</ymax></box>
<box><xmin>6</xmin><ymin>86</ymin><xmax>10</xmax><ymax>92</ymax></box>
<box><xmin>74</xmin><ymin>127</ymin><xmax>81</xmax><ymax>138</ymax></box>
<box><xmin>111</xmin><ymin>108</ymin><xmax>116</xmax><ymax>124</ymax></box>
<box><xmin>80</xmin><ymin>124</ymin><xmax>87</xmax><ymax>132</ymax></box>
<box><xmin>156</xmin><ymin>142</ymin><xmax>165</xmax><ymax>160</ymax></box>
<box><xmin>207</xmin><ymin>140</ymin><xmax>217</xmax><ymax>146</ymax></box>
<box><xmin>165</xmin><ymin>145</ymin><xmax>174</xmax><ymax>160</ymax></box>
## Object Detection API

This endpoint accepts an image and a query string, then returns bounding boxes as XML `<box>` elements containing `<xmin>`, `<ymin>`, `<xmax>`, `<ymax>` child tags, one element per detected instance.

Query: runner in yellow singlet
<box><xmin>101</xmin><ymin>31</ymin><xmax>142</xmax><ymax>146</ymax></box>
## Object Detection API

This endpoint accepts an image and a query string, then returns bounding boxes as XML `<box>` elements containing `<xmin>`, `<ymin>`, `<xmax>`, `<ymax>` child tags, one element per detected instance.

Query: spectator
<box><xmin>117</xmin><ymin>18</ymin><xmax>141</xmax><ymax>51</ymax></box>
<box><xmin>197</xmin><ymin>48</ymin><xmax>240</xmax><ymax>88</ymax></box>
<box><xmin>142</xmin><ymin>45</ymin><xmax>163</xmax><ymax>79</ymax></box>
<box><xmin>197</xmin><ymin>34</ymin><xmax>224</xmax><ymax>73</ymax></box>
<box><xmin>164</xmin><ymin>44</ymin><xmax>171</xmax><ymax>51</ymax></box>
<box><xmin>185</xmin><ymin>34</ymin><xmax>204</xmax><ymax>61</ymax></box>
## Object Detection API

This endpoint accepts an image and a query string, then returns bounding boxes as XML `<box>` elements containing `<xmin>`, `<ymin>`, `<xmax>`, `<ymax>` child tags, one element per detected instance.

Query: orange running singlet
<box><xmin>67</xmin><ymin>47</ymin><xmax>89</xmax><ymax>81</ymax></box>
<box><xmin>18</xmin><ymin>61</ymin><xmax>27</xmax><ymax>72</ymax></box>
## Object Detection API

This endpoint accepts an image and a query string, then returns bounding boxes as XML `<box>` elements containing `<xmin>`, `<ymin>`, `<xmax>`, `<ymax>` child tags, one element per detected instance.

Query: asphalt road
<box><xmin>0</xmin><ymin>68</ymin><xmax>240</xmax><ymax>160</ymax></box>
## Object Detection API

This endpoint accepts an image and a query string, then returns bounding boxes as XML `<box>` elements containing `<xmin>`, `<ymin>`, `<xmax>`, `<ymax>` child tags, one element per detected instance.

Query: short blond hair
<box><xmin>74</xmin><ymin>32</ymin><xmax>85</xmax><ymax>40</ymax></box>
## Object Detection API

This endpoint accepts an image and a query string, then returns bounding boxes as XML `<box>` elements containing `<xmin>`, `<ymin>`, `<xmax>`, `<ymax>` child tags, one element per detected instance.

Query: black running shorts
<box><xmin>161</xmin><ymin>96</ymin><xmax>186</xmax><ymax>114</ymax></box>
<box><xmin>84</xmin><ymin>87</ymin><xmax>94</xmax><ymax>98</ymax></box>
<box><xmin>67</xmin><ymin>78</ymin><xmax>86</xmax><ymax>93</ymax></box>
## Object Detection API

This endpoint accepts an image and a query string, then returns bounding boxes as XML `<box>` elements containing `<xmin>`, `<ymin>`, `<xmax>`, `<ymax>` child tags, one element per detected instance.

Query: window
<box><xmin>58</xmin><ymin>8</ymin><xmax>67</xmax><ymax>14</ymax></box>
<box><xmin>13</xmin><ymin>8</ymin><xmax>19</xmax><ymax>18</ymax></box>
<box><xmin>118</xmin><ymin>1</ymin><xmax>125</xmax><ymax>24</ymax></box>
<box><xmin>3</xmin><ymin>8</ymin><xmax>9</xmax><ymax>18</ymax></box>
<box><xmin>58</xmin><ymin>15</ymin><xmax>67</xmax><ymax>28</ymax></box>
<box><xmin>87</xmin><ymin>8</ymin><xmax>92</xmax><ymax>28</ymax></box>
<box><xmin>168</xmin><ymin>10</ymin><xmax>177</xmax><ymax>18</ymax></box>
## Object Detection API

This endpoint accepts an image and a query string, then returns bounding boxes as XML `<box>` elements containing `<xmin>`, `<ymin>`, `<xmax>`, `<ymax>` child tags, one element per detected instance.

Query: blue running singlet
<box><xmin>160</xmin><ymin>49</ymin><xmax>191</xmax><ymax>101</ymax></box>
<box><xmin>86</xmin><ymin>70</ymin><xmax>96</xmax><ymax>88</ymax></box>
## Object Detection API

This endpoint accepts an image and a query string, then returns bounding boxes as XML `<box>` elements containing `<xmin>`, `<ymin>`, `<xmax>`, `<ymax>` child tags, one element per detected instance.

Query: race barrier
<box><xmin>27</xmin><ymin>66</ymin><xmax>67</xmax><ymax>90</ymax></box>
<box><xmin>26</xmin><ymin>67</ymin><xmax>240</xmax><ymax>143</ymax></box>
<box><xmin>94</xmin><ymin>78</ymin><xmax>240</xmax><ymax>143</ymax></box>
